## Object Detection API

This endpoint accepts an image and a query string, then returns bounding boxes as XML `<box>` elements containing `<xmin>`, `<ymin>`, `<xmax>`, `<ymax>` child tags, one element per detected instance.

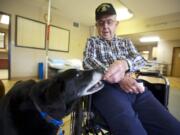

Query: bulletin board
<box><xmin>49</xmin><ymin>25</ymin><xmax>70</xmax><ymax>52</ymax></box>
<box><xmin>15</xmin><ymin>15</ymin><xmax>46</xmax><ymax>49</ymax></box>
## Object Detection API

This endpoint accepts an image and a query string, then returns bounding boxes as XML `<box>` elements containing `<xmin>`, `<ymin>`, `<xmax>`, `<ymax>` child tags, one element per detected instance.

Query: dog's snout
<box><xmin>93</xmin><ymin>71</ymin><xmax>103</xmax><ymax>81</ymax></box>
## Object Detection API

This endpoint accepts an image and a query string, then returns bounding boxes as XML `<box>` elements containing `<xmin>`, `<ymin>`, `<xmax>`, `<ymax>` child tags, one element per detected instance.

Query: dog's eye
<box><xmin>76</xmin><ymin>73</ymin><xmax>80</xmax><ymax>77</ymax></box>
<box><xmin>75</xmin><ymin>71</ymin><xmax>83</xmax><ymax>78</ymax></box>
<box><xmin>76</xmin><ymin>72</ymin><xmax>83</xmax><ymax>78</ymax></box>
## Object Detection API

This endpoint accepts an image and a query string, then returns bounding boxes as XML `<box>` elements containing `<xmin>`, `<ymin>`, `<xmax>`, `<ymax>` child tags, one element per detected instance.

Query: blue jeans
<box><xmin>92</xmin><ymin>82</ymin><xmax>180</xmax><ymax>135</ymax></box>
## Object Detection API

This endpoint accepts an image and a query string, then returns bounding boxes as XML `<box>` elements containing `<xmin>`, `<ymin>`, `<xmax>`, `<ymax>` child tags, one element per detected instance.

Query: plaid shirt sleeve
<box><xmin>124</xmin><ymin>39</ymin><xmax>147</xmax><ymax>71</ymax></box>
<box><xmin>83</xmin><ymin>37</ymin><xmax>147</xmax><ymax>72</ymax></box>
<box><xmin>83</xmin><ymin>38</ymin><xmax>107</xmax><ymax>71</ymax></box>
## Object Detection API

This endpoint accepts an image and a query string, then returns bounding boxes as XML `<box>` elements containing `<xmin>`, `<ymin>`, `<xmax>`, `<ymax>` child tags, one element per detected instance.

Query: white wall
<box><xmin>117</xmin><ymin>12</ymin><xmax>180</xmax><ymax>35</ymax></box>
<box><xmin>0</xmin><ymin>0</ymin><xmax>89</xmax><ymax>78</ymax></box>
<box><xmin>156</xmin><ymin>40</ymin><xmax>180</xmax><ymax>75</ymax></box>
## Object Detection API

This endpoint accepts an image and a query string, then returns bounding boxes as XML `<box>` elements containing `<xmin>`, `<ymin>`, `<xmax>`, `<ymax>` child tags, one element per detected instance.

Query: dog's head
<box><xmin>31</xmin><ymin>69</ymin><xmax>104</xmax><ymax>119</ymax></box>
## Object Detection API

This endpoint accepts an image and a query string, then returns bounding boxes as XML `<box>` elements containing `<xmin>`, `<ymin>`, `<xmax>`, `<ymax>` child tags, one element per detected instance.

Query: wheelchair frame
<box><xmin>70</xmin><ymin>71</ymin><xmax>170</xmax><ymax>135</ymax></box>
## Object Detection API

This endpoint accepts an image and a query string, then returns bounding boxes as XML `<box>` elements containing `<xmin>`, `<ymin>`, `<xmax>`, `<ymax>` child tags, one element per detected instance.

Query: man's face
<box><xmin>96</xmin><ymin>15</ymin><xmax>118</xmax><ymax>41</ymax></box>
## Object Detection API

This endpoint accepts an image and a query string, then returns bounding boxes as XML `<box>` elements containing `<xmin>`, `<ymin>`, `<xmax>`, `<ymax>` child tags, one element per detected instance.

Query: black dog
<box><xmin>0</xmin><ymin>69</ymin><xmax>104</xmax><ymax>135</ymax></box>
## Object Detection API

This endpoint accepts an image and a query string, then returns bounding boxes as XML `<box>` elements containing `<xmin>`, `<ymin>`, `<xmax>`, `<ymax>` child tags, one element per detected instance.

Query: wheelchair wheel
<box><xmin>70</xmin><ymin>101</ymin><xmax>84</xmax><ymax>135</ymax></box>
<box><xmin>70</xmin><ymin>98</ymin><xmax>112</xmax><ymax>135</ymax></box>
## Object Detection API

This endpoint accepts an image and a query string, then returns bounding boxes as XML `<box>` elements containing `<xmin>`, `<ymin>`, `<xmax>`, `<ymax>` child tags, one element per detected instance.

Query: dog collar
<box><xmin>40</xmin><ymin>112</ymin><xmax>64</xmax><ymax>135</ymax></box>
<box><xmin>40</xmin><ymin>112</ymin><xmax>64</xmax><ymax>127</ymax></box>
<box><xmin>31</xmin><ymin>96</ymin><xmax>64</xmax><ymax>129</ymax></box>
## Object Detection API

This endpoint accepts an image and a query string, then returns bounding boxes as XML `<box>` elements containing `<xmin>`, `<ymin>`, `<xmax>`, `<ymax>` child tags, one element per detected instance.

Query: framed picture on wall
<box><xmin>48</xmin><ymin>25</ymin><xmax>70</xmax><ymax>52</ymax></box>
<box><xmin>15</xmin><ymin>15</ymin><xmax>46</xmax><ymax>49</ymax></box>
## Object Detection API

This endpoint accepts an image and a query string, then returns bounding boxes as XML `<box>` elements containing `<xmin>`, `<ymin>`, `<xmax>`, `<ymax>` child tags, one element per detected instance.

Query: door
<box><xmin>171</xmin><ymin>47</ymin><xmax>180</xmax><ymax>77</ymax></box>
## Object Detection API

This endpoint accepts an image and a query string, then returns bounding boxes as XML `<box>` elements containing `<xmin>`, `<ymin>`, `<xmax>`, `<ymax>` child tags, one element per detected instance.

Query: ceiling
<box><xmin>24</xmin><ymin>0</ymin><xmax>126</xmax><ymax>26</ymax></box>
<box><xmin>27</xmin><ymin>0</ymin><xmax>180</xmax><ymax>26</ymax></box>
<box><xmin>2</xmin><ymin>0</ymin><xmax>180</xmax><ymax>44</ymax></box>
<box><xmin>120</xmin><ymin>0</ymin><xmax>180</xmax><ymax>20</ymax></box>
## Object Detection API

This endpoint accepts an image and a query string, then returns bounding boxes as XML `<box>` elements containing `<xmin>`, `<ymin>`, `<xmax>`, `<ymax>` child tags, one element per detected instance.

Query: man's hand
<box><xmin>119</xmin><ymin>73</ymin><xmax>145</xmax><ymax>94</ymax></box>
<box><xmin>103</xmin><ymin>60</ymin><xmax>129</xmax><ymax>83</ymax></box>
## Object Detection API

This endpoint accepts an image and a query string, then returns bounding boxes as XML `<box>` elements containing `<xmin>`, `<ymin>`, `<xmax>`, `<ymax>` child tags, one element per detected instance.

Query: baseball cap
<box><xmin>95</xmin><ymin>3</ymin><xmax>116</xmax><ymax>21</ymax></box>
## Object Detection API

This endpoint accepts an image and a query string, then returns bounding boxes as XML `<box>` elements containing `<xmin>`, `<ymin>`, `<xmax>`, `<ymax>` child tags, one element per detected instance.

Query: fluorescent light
<box><xmin>0</xmin><ymin>33</ymin><xmax>5</xmax><ymax>36</ymax></box>
<box><xmin>116</xmin><ymin>8</ymin><xmax>133</xmax><ymax>21</ymax></box>
<box><xmin>140</xmin><ymin>36</ymin><xmax>160</xmax><ymax>42</ymax></box>
<box><xmin>142</xmin><ymin>51</ymin><xmax>149</xmax><ymax>54</ymax></box>
<box><xmin>0</xmin><ymin>15</ymin><xmax>9</xmax><ymax>25</ymax></box>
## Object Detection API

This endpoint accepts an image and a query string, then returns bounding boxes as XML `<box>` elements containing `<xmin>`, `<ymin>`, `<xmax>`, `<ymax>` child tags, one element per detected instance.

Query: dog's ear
<box><xmin>43</xmin><ymin>76</ymin><xmax>69</xmax><ymax>118</ymax></box>
<box><xmin>44</xmin><ymin>76</ymin><xmax>65</xmax><ymax>104</ymax></box>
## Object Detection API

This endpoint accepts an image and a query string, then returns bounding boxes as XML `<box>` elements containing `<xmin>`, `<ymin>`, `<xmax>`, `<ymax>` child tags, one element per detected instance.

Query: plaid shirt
<box><xmin>83</xmin><ymin>36</ymin><xmax>147</xmax><ymax>72</ymax></box>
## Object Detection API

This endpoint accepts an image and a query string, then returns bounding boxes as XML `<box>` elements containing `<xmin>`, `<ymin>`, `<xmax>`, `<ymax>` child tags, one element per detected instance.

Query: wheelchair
<box><xmin>70</xmin><ymin>71</ymin><xmax>170</xmax><ymax>135</ymax></box>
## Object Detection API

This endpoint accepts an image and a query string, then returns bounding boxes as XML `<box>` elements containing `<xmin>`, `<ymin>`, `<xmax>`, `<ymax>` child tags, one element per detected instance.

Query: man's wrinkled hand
<box><xmin>103</xmin><ymin>60</ymin><xmax>128</xmax><ymax>83</ymax></box>
<box><xmin>119</xmin><ymin>74</ymin><xmax>145</xmax><ymax>94</ymax></box>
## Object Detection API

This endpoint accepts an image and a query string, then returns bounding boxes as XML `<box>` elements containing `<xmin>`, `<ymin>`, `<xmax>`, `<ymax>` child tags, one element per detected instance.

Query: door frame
<box><xmin>171</xmin><ymin>47</ymin><xmax>180</xmax><ymax>76</ymax></box>
<box><xmin>0</xmin><ymin>11</ymin><xmax>11</xmax><ymax>79</ymax></box>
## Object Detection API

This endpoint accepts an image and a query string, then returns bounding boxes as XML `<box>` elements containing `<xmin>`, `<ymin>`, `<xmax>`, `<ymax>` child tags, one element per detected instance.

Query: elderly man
<box><xmin>83</xmin><ymin>3</ymin><xmax>180</xmax><ymax>135</ymax></box>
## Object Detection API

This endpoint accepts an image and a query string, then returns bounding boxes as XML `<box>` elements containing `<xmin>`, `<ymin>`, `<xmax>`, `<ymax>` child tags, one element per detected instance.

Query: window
<box><xmin>0</xmin><ymin>32</ymin><xmax>5</xmax><ymax>49</ymax></box>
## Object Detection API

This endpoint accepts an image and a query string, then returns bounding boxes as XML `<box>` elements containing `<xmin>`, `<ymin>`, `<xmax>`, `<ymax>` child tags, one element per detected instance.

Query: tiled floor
<box><xmin>169</xmin><ymin>88</ymin><xmax>180</xmax><ymax>120</ymax></box>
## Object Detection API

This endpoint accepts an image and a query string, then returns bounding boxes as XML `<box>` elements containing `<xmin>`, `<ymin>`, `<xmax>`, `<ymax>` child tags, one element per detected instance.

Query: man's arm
<box><xmin>103</xmin><ymin>39</ymin><xmax>146</xmax><ymax>93</ymax></box>
<box><xmin>116</xmin><ymin>39</ymin><xmax>146</xmax><ymax>93</ymax></box>
<box><xmin>103</xmin><ymin>38</ymin><xmax>147</xmax><ymax>83</ymax></box>
<box><xmin>124</xmin><ymin>39</ymin><xmax>147</xmax><ymax>72</ymax></box>
<box><xmin>83</xmin><ymin>38</ymin><xmax>107</xmax><ymax>71</ymax></box>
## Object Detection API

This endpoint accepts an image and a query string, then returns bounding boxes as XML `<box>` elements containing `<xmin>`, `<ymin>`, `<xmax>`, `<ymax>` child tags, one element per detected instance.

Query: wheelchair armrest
<box><xmin>136</xmin><ymin>70</ymin><xmax>162</xmax><ymax>78</ymax></box>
